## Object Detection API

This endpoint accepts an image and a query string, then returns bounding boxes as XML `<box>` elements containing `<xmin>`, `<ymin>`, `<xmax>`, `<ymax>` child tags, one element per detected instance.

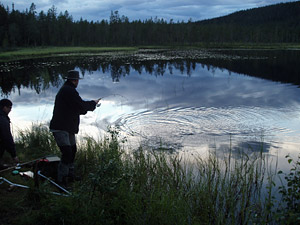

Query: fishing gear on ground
<box><xmin>0</xmin><ymin>155</ymin><xmax>70</xmax><ymax>196</ymax></box>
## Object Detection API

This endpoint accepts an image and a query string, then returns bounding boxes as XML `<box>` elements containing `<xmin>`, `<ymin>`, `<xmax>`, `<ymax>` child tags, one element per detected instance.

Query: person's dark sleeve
<box><xmin>68</xmin><ymin>88</ymin><xmax>96</xmax><ymax>115</ymax></box>
<box><xmin>0</xmin><ymin>118</ymin><xmax>16</xmax><ymax>158</ymax></box>
<box><xmin>79</xmin><ymin>100</ymin><xmax>97</xmax><ymax>115</ymax></box>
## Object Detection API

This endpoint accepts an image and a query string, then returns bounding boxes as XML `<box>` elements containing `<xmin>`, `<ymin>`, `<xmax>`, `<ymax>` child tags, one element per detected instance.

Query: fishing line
<box><xmin>100</xmin><ymin>93</ymin><xmax>130</xmax><ymax>102</ymax></box>
<box><xmin>115</xmin><ymin>116</ymin><xmax>146</xmax><ymax>138</ymax></box>
<box><xmin>95</xmin><ymin>93</ymin><xmax>130</xmax><ymax>109</ymax></box>
<box><xmin>93</xmin><ymin>93</ymin><xmax>131</xmax><ymax>127</ymax></box>
<box><xmin>94</xmin><ymin>93</ymin><xmax>154</xmax><ymax>142</ymax></box>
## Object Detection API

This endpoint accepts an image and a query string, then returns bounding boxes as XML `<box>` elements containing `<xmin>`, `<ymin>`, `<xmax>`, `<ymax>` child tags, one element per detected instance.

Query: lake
<box><xmin>1</xmin><ymin>49</ymin><xmax>300</xmax><ymax>173</ymax></box>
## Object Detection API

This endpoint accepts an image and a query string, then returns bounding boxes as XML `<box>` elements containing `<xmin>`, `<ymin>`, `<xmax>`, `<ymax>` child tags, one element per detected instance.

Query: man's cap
<box><xmin>64</xmin><ymin>70</ymin><xmax>83</xmax><ymax>80</ymax></box>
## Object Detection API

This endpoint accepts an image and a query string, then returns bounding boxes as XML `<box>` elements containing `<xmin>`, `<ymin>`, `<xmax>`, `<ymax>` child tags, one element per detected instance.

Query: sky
<box><xmin>1</xmin><ymin>0</ymin><xmax>298</xmax><ymax>22</ymax></box>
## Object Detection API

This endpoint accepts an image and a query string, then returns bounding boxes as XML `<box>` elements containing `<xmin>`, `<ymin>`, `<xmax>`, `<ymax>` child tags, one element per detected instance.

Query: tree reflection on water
<box><xmin>1</xmin><ymin>49</ymin><xmax>299</xmax><ymax>96</ymax></box>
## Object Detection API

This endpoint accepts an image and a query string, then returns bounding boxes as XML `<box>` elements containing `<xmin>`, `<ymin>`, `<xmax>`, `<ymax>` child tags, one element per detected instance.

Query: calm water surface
<box><xmin>1</xmin><ymin>49</ymin><xmax>300</xmax><ymax>173</ymax></box>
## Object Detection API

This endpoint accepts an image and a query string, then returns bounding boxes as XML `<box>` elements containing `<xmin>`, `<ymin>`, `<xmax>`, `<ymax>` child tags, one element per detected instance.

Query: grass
<box><xmin>0</xmin><ymin>124</ymin><xmax>299</xmax><ymax>224</ymax></box>
<box><xmin>0</xmin><ymin>46</ymin><xmax>139</xmax><ymax>62</ymax></box>
<box><xmin>1</xmin><ymin>43</ymin><xmax>300</xmax><ymax>62</ymax></box>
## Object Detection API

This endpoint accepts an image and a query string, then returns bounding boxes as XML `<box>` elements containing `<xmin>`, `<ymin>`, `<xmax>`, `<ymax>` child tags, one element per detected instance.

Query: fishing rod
<box><xmin>37</xmin><ymin>170</ymin><xmax>71</xmax><ymax>195</ymax></box>
<box><xmin>0</xmin><ymin>156</ymin><xmax>53</xmax><ymax>174</ymax></box>
<box><xmin>95</xmin><ymin>93</ymin><xmax>130</xmax><ymax>108</ymax></box>
<box><xmin>0</xmin><ymin>173</ymin><xmax>70</xmax><ymax>196</ymax></box>
<box><xmin>99</xmin><ymin>93</ymin><xmax>129</xmax><ymax>102</ymax></box>
<box><xmin>0</xmin><ymin>155</ymin><xmax>70</xmax><ymax>196</ymax></box>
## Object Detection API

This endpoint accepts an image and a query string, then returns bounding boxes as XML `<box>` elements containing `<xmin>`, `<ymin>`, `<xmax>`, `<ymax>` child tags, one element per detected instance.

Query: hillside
<box><xmin>193</xmin><ymin>1</ymin><xmax>300</xmax><ymax>43</ymax></box>
<box><xmin>198</xmin><ymin>1</ymin><xmax>300</xmax><ymax>26</ymax></box>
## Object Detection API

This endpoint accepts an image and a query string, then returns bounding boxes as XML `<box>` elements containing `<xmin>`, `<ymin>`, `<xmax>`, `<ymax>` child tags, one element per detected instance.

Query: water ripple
<box><xmin>115</xmin><ymin>105</ymin><xmax>295</xmax><ymax>150</ymax></box>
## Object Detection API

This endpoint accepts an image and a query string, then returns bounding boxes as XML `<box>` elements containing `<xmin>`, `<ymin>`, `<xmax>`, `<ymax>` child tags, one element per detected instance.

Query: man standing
<box><xmin>50</xmin><ymin>70</ymin><xmax>100</xmax><ymax>185</ymax></box>
<box><xmin>0</xmin><ymin>99</ymin><xmax>19</xmax><ymax>169</ymax></box>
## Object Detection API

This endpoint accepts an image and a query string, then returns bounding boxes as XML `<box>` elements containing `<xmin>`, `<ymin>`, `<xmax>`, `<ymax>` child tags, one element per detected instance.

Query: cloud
<box><xmin>2</xmin><ymin>0</ymin><xmax>298</xmax><ymax>22</ymax></box>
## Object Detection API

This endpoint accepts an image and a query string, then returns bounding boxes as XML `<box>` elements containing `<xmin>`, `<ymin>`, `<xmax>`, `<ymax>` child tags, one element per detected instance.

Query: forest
<box><xmin>0</xmin><ymin>1</ymin><xmax>300</xmax><ymax>48</ymax></box>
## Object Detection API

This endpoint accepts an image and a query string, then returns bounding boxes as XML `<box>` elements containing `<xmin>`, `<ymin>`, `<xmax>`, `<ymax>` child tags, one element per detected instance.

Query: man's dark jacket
<box><xmin>49</xmin><ymin>81</ymin><xmax>96</xmax><ymax>134</ymax></box>
<box><xmin>0</xmin><ymin>109</ymin><xmax>16</xmax><ymax>158</ymax></box>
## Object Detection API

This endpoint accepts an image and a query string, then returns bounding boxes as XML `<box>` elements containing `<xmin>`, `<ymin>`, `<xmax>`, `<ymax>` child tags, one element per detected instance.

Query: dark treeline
<box><xmin>0</xmin><ymin>1</ymin><xmax>300</xmax><ymax>48</ymax></box>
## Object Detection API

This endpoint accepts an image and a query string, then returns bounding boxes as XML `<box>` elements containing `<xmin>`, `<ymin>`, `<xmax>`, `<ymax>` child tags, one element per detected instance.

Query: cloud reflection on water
<box><xmin>1</xmin><ymin>51</ymin><xmax>300</xmax><ymax>170</ymax></box>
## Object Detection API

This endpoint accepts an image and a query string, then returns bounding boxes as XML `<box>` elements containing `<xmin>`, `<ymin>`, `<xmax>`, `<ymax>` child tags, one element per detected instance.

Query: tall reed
<box><xmin>14</xmin><ymin>124</ymin><xmax>285</xmax><ymax>225</ymax></box>
<box><xmin>17</xmin><ymin>123</ymin><xmax>59</xmax><ymax>158</ymax></box>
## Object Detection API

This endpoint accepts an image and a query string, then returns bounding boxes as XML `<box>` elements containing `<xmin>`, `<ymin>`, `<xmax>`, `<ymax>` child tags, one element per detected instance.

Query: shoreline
<box><xmin>1</xmin><ymin>44</ymin><xmax>300</xmax><ymax>62</ymax></box>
